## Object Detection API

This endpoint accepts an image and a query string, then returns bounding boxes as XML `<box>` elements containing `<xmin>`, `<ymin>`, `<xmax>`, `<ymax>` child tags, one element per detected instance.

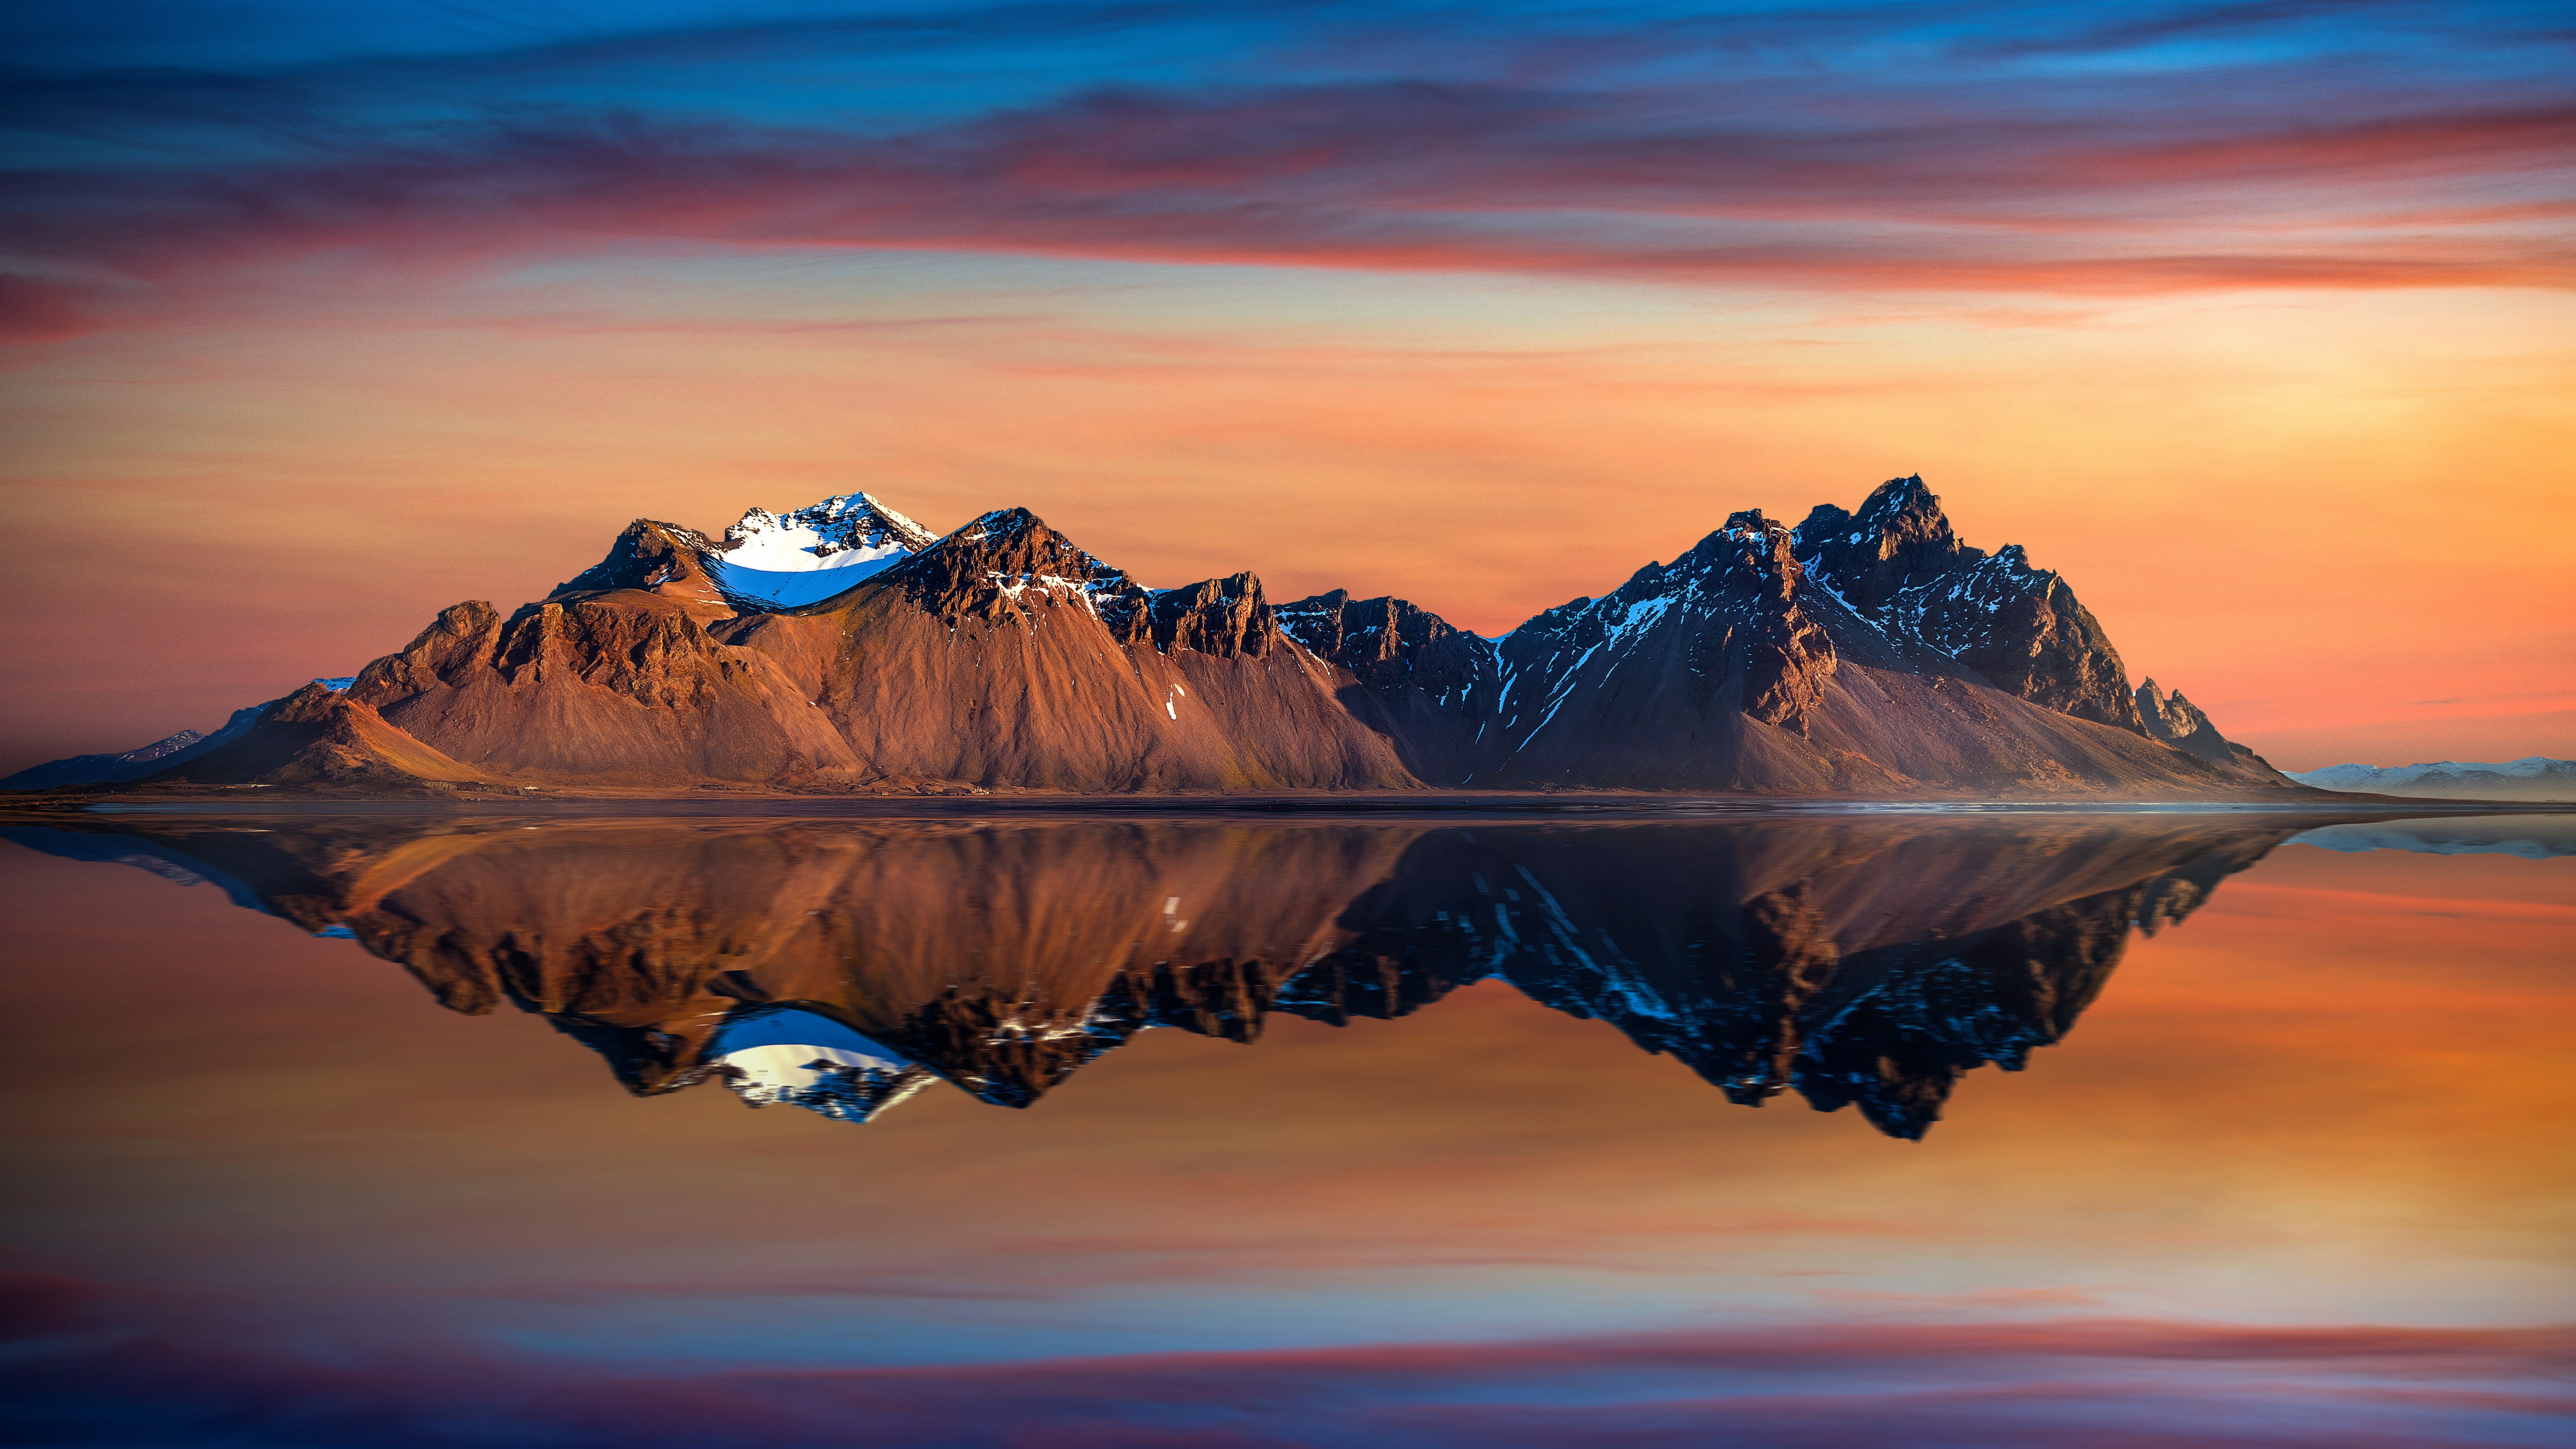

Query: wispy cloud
<box><xmin>4</xmin><ymin>78</ymin><xmax>2568</xmax><ymax>334</ymax></box>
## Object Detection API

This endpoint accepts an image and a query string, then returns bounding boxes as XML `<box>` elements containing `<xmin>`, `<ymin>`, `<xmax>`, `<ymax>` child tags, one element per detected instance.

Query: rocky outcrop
<box><xmin>1133</xmin><ymin>573</ymin><xmax>1281</xmax><ymax>657</ymax></box>
<box><xmin>2136</xmin><ymin>678</ymin><xmax>2288</xmax><ymax>786</ymax></box>
<box><xmin>888</xmin><ymin>508</ymin><xmax>1129</xmax><ymax>623</ymax></box>
<box><xmin>1478</xmin><ymin>510</ymin><xmax>1850</xmax><ymax>786</ymax></box>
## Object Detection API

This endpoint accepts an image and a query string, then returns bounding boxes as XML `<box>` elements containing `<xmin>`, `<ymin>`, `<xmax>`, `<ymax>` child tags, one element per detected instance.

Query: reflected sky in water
<box><xmin>1</xmin><ymin>809</ymin><xmax>2569</xmax><ymax>1446</ymax></box>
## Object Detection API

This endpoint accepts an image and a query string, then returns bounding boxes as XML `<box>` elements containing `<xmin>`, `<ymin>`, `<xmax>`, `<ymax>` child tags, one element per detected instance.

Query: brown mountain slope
<box><xmin>348</xmin><ymin>594</ymin><xmax>866</xmax><ymax>787</ymax></box>
<box><xmin>299</xmin><ymin>508</ymin><xmax>1410</xmax><ymax>792</ymax></box>
<box><xmin>716</xmin><ymin>511</ymin><xmax>1414</xmax><ymax>791</ymax></box>
<box><xmin>148</xmin><ymin>683</ymin><xmax>491</xmax><ymax>793</ymax></box>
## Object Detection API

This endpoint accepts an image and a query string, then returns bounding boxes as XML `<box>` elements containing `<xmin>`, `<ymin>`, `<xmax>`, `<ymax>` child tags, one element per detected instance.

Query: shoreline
<box><xmin>4</xmin><ymin>792</ymin><xmax>2567</xmax><ymax>823</ymax></box>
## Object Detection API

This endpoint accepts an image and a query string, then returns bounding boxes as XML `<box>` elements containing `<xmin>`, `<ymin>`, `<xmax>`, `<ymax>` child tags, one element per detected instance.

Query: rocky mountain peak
<box><xmin>1705</xmin><ymin>510</ymin><xmax>1802</xmax><ymax>593</ymax></box>
<box><xmin>1856</xmin><ymin>473</ymin><xmax>1946</xmax><ymax>531</ymax></box>
<box><xmin>2132</xmin><ymin>677</ymin><xmax>2284</xmax><ymax>780</ymax></box>
<box><xmin>1786</xmin><ymin>479</ymin><xmax>2147</xmax><ymax>733</ymax></box>
<box><xmin>718</xmin><ymin>493</ymin><xmax>935</xmax><ymax>561</ymax></box>
<box><xmin>551</xmin><ymin>495</ymin><xmax>945</xmax><ymax>614</ymax></box>
<box><xmin>888</xmin><ymin>508</ymin><xmax>1133</xmax><ymax>623</ymax></box>
<box><xmin>549</xmin><ymin>520</ymin><xmax>728</xmax><ymax>606</ymax></box>
<box><xmin>1793</xmin><ymin>475</ymin><xmax>1982</xmax><ymax>614</ymax></box>
<box><xmin>697</xmin><ymin>493</ymin><xmax>939</xmax><ymax>610</ymax></box>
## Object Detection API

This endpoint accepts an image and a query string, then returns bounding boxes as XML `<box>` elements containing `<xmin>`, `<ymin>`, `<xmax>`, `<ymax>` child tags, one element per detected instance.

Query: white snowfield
<box><xmin>702</xmin><ymin>493</ymin><xmax>938</xmax><ymax>609</ymax></box>
<box><xmin>705</xmin><ymin>1008</ymin><xmax>931</xmax><ymax>1122</ymax></box>
<box><xmin>2288</xmin><ymin>756</ymin><xmax>2573</xmax><ymax>790</ymax></box>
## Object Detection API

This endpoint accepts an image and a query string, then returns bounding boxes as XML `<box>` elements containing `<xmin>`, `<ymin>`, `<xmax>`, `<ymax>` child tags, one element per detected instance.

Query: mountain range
<box><xmin>2288</xmin><ymin>756</ymin><xmax>2576</xmax><ymax>802</ymax></box>
<box><xmin>8</xmin><ymin>477</ymin><xmax>2314</xmax><ymax>798</ymax></box>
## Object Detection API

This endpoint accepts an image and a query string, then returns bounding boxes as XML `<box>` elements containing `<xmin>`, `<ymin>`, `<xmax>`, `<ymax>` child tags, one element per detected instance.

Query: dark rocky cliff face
<box><xmin>1794</xmin><ymin>477</ymin><xmax>2146</xmax><ymax>732</ymax></box>
<box><xmin>1262</xmin><ymin>476</ymin><xmax>2285</xmax><ymax>794</ymax></box>
<box><xmin>1483</xmin><ymin>510</ymin><xmax>1843</xmax><ymax>783</ymax></box>
<box><xmin>1791</xmin><ymin>475</ymin><xmax>1975</xmax><ymax>614</ymax></box>
<box><xmin>1276</xmin><ymin>591</ymin><xmax>1496</xmax><ymax>702</ymax></box>
<box><xmin>1275</xmin><ymin>590</ymin><xmax>1503</xmax><ymax>782</ymax></box>
<box><xmin>1116</xmin><ymin>572</ymin><xmax>1283</xmax><ymax>658</ymax></box>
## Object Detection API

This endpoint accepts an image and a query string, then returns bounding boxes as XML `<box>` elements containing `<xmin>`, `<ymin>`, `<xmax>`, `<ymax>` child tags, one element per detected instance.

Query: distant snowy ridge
<box><xmin>2289</xmin><ymin>818</ymin><xmax>2576</xmax><ymax>859</ymax></box>
<box><xmin>2289</xmin><ymin>756</ymin><xmax>2575</xmax><ymax>791</ymax></box>
<box><xmin>701</xmin><ymin>493</ymin><xmax>938</xmax><ymax>608</ymax></box>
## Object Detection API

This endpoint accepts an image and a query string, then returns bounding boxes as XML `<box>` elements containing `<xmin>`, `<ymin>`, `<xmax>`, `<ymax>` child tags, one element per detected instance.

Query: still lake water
<box><xmin>1</xmin><ymin>807</ymin><xmax>2569</xmax><ymax>1447</ymax></box>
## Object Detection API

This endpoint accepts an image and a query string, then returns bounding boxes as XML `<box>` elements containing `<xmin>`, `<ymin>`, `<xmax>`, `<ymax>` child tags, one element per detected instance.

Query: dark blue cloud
<box><xmin>0</xmin><ymin>1</ymin><xmax>2565</xmax><ymax>329</ymax></box>
<box><xmin>4</xmin><ymin>1272</ymin><xmax>2569</xmax><ymax>1449</ymax></box>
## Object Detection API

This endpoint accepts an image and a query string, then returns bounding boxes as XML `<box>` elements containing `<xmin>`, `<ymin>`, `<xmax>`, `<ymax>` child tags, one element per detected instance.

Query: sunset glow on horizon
<box><xmin>4</xmin><ymin>0</ymin><xmax>2571</xmax><ymax>773</ymax></box>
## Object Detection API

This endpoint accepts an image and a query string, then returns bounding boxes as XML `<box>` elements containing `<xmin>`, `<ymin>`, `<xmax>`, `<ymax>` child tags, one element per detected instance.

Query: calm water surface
<box><xmin>2</xmin><ymin>809</ymin><xmax>2569</xmax><ymax>1447</ymax></box>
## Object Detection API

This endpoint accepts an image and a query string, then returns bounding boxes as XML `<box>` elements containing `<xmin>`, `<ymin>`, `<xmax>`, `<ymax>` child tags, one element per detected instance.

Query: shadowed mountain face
<box><xmin>1266</xmin><ymin>478</ymin><xmax>2302</xmax><ymax>796</ymax></box>
<box><xmin>2</xmin><ymin>810</ymin><xmax>2409</xmax><ymax>1139</ymax></box>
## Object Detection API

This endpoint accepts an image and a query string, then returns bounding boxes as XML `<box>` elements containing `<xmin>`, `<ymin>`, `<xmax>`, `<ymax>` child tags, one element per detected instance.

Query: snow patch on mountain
<box><xmin>703</xmin><ymin>493</ymin><xmax>939</xmax><ymax>609</ymax></box>
<box><xmin>705</xmin><ymin>1007</ymin><xmax>937</xmax><ymax>1123</ymax></box>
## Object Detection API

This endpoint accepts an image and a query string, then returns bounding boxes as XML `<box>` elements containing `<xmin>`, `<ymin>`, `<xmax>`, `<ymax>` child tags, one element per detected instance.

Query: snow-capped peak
<box><xmin>703</xmin><ymin>1006</ymin><xmax>936</xmax><ymax>1124</ymax></box>
<box><xmin>702</xmin><ymin>492</ymin><xmax>939</xmax><ymax>609</ymax></box>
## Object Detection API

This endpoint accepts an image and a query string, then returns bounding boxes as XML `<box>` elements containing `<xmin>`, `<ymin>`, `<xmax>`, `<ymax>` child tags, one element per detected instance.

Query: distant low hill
<box><xmin>2287</xmin><ymin>756</ymin><xmax>2576</xmax><ymax>802</ymax></box>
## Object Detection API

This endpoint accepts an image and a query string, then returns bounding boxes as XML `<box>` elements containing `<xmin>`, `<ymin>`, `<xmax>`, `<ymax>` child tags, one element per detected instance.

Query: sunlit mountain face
<box><xmin>3</xmin><ymin>806</ymin><xmax>2571</xmax><ymax>1446</ymax></box>
<box><xmin>9</xmin><ymin>808</ymin><xmax>2558</xmax><ymax>1140</ymax></box>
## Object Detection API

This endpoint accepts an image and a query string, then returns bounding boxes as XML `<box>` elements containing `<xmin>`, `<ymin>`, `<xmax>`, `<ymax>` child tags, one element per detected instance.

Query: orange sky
<box><xmin>4</xmin><ymin>3</ymin><xmax>2571</xmax><ymax>775</ymax></box>
<box><xmin>5</xmin><ymin>274</ymin><xmax>2569</xmax><ymax>773</ymax></box>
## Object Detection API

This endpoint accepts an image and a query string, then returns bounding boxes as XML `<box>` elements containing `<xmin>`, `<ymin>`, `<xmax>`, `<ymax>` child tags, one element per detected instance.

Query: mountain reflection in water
<box><xmin>19</xmin><ymin>811</ymin><xmax>2529</xmax><ymax>1140</ymax></box>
